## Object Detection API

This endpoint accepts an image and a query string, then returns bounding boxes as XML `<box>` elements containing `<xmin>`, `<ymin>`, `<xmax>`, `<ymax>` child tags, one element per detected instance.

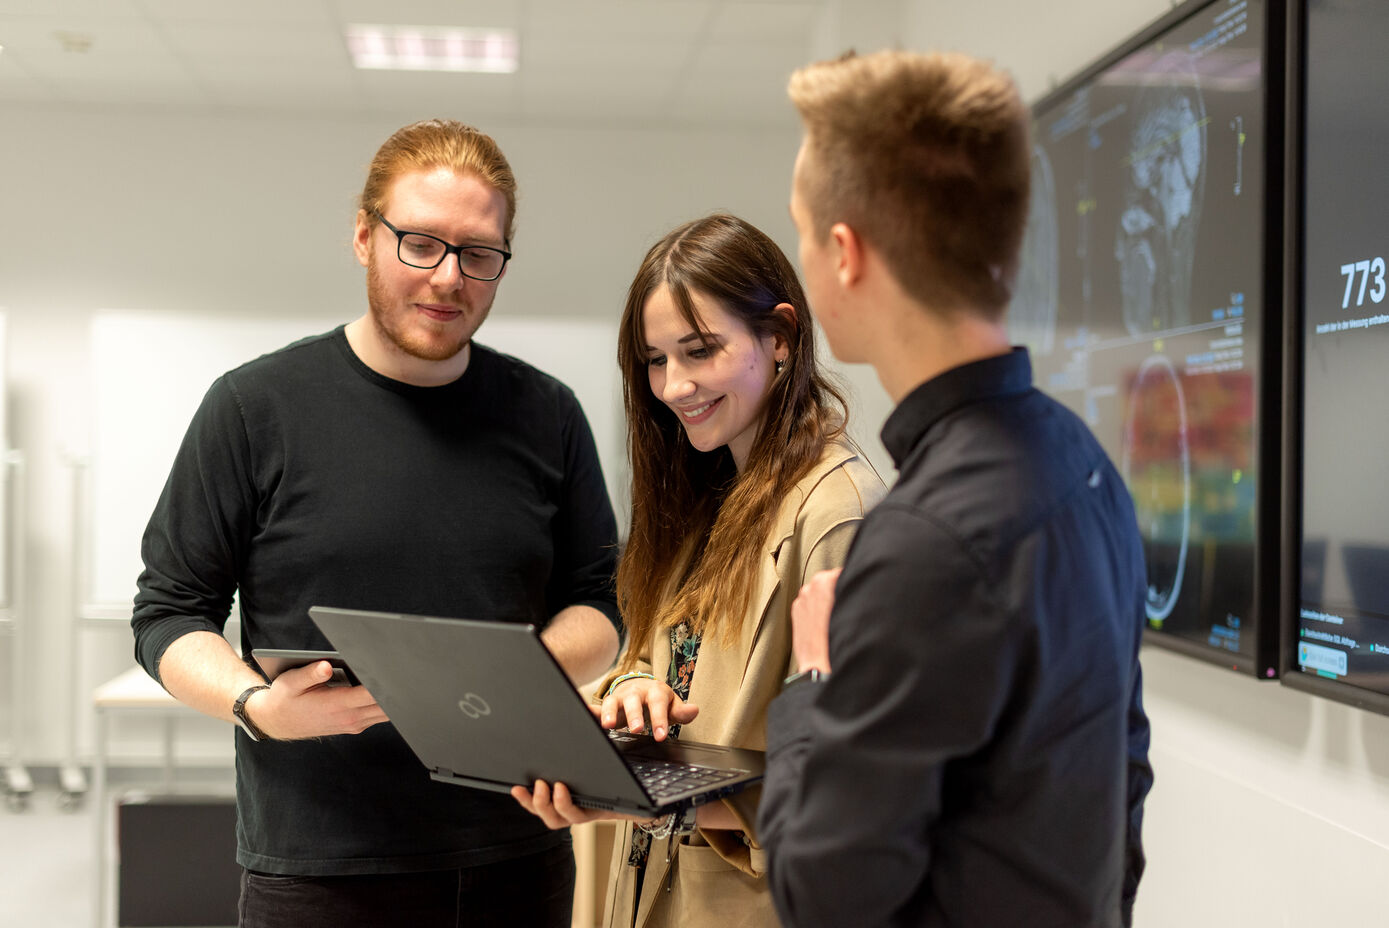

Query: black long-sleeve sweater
<box><xmin>133</xmin><ymin>326</ymin><xmax>619</xmax><ymax>875</ymax></box>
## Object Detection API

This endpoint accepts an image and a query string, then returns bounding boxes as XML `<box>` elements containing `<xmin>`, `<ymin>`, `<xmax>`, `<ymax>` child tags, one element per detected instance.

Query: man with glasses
<box><xmin>132</xmin><ymin>119</ymin><xmax>621</xmax><ymax>927</ymax></box>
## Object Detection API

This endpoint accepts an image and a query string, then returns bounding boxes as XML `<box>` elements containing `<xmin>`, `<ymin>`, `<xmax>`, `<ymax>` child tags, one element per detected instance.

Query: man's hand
<box><xmin>791</xmin><ymin>567</ymin><xmax>841</xmax><ymax>674</ymax></box>
<box><xmin>247</xmin><ymin>660</ymin><xmax>389</xmax><ymax>740</ymax></box>
<box><xmin>599</xmin><ymin>678</ymin><xmax>699</xmax><ymax>742</ymax></box>
<box><xmin>156</xmin><ymin>631</ymin><xmax>387</xmax><ymax>740</ymax></box>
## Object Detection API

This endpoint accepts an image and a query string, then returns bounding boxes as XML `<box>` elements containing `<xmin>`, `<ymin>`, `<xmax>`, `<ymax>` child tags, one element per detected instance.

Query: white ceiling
<box><xmin>0</xmin><ymin>0</ymin><xmax>848</xmax><ymax>127</ymax></box>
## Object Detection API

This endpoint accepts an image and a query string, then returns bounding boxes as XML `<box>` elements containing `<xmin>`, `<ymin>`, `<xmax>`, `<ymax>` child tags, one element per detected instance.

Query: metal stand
<box><xmin>59</xmin><ymin>454</ymin><xmax>99</xmax><ymax>810</ymax></box>
<box><xmin>61</xmin><ymin>453</ymin><xmax>152</xmax><ymax>810</ymax></box>
<box><xmin>1</xmin><ymin>451</ymin><xmax>32</xmax><ymax>812</ymax></box>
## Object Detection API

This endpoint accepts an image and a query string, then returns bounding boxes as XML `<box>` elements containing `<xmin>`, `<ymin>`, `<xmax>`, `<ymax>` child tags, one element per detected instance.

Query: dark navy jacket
<box><xmin>759</xmin><ymin>348</ymin><xmax>1152</xmax><ymax>928</ymax></box>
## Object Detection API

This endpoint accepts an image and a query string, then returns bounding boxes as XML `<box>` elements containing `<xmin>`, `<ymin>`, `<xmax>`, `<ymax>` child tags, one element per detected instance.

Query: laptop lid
<box><xmin>307</xmin><ymin>605</ymin><xmax>763</xmax><ymax>817</ymax></box>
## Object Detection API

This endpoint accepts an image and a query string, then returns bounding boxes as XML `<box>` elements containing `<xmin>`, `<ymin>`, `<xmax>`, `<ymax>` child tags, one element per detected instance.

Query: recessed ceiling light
<box><xmin>54</xmin><ymin>31</ymin><xmax>94</xmax><ymax>54</ymax></box>
<box><xmin>345</xmin><ymin>25</ymin><xmax>518</xmax><ymax>73</ymax></box>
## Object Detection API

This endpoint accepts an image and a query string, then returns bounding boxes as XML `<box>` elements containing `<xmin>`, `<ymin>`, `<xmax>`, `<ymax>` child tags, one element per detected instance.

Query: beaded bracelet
<box><xmin>637</xmin><ymin>812</ymin><xmax>678</xmax><ymax>839</ymax></box>
<box><xmin>604</xmin><ymin>670</ymin><xmax>656</xmax><ymax>698</ymax></box>
<box><xmin>637</xmin><ymin>805</ymin><xmax>697</xmax><ymax>840</ymax></box>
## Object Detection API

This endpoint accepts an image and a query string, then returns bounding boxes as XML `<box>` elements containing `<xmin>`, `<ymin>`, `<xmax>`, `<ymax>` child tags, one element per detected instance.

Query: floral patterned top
<box><xmin>626</xmin><ymin>620</ymin><xmax>703</xmax><ymax>874</ymax></box>
<box><xmin>665</xmin><ymin>620</ymin><xmax>701</xmax><ymax>738</ymax></box>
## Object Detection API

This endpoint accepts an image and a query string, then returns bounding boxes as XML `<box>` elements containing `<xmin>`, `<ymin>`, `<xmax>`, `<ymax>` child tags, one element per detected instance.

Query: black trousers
<box><xmin>238</xmin><ymin>842</ymin><xmax>576</xmax><ymax>928</ymax></box>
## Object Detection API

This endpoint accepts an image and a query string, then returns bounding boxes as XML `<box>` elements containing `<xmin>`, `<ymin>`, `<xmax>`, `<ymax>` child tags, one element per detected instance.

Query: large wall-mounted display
<box><xmin>1012</xmin><ymin>0</ymin><xmax>1282</xmax><ymax>676</ymax></box>
<box><xmin>1287</xmin><ymin>0</ymin><xmax>1389</xmax><ymax>713</ymax></box>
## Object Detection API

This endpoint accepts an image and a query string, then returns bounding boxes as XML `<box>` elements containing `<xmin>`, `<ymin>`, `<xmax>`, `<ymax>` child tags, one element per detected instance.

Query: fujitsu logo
<box><xmin>457</xmin><ymin>693</ymin><xmax>491</xmax><ymax>719</ymax></box>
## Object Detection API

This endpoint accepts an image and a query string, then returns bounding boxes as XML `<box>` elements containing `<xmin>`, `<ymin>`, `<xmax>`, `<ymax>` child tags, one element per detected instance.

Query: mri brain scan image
<box><xmin>1115</xmin><ymin>56</ymin><xmax>1208</xmax><ymax>337</ymax></box>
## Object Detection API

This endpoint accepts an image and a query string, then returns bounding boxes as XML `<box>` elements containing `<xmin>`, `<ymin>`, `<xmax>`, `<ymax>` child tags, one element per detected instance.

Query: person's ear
<box><xmin>773</xmin><ymin>301</ymin><xmax>797</xmax><ymax>333</ymax></box>
<box><xmin>829</xmin><ymin>222</ymin><xmax>862</xmax><ymax>286</ymax></box>
<box><xmin>830</xmin><ymin>222</ymin><xmax>864</xmax><ymax>288</ymax></box>
<box><xmin>352</xmin><ymin>210</ymin><xmax>373</xmax><ymax>269</ymax></box>
<box><xmin>771</xmin><ymin>302</ymin><xmax>796</xmax><ymax>362</ymax></box>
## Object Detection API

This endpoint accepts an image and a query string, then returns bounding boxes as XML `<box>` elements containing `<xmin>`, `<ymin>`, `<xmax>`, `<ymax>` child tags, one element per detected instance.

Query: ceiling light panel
<box><xmin>345</xmin><ymin>24</ymin><xmax>518</xmax><ymax>73</ymax></box>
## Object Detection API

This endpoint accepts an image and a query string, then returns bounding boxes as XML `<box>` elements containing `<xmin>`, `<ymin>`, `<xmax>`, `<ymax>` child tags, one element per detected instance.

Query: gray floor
<box><xmin>0</xmin><ymin>766</ymin><xmax>235</xmax><ymax>928</ymax></box>
<box><xmin>1</xmin><ymin>765</ymin><xmax>611</xmax><ymax>928</ymax></box>
<box><xmin>2</xmin><ymin>773</ymin><xmax>98</xmax><ymax>928</ymax></box>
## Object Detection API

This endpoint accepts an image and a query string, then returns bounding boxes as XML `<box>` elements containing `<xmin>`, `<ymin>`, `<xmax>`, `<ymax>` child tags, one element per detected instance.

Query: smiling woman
<box><xmin>614</xmin><ymin>214</ymin><xmax>852</xmax><ymax>655</ymax></box>
<box><xmin>641</xmin><ymin>285</ymin><xmax>785</xmax><ymax>471</ymax></box>
<box><xmin>510</xmin><ymin>213</ymin><xmax>887</xmax><ymax>928</ymax></box>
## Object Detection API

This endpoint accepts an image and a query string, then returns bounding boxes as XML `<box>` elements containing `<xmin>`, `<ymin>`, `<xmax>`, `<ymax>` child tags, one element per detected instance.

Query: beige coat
<box><xmin>596</xmin><ymin>439</ymin><xmax>886</xmax><ymax>928</ymax></box>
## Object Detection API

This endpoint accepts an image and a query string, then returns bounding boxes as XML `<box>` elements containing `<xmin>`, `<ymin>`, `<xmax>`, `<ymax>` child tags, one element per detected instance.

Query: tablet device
<box><xmin>250</xmin><ymin>649</ymin><xmax>359</xmax><ymax>687</ymax></box>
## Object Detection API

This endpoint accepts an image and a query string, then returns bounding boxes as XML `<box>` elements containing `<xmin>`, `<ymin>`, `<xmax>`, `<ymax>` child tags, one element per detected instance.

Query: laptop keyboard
<box><xmin>628</xmin><ymin>758</ymin><xmax>746</xmax><ymax>801</ymax></box>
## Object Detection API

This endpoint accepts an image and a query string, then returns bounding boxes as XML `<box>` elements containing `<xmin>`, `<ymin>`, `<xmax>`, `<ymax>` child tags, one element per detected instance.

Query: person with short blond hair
<box><xmin>789</xmin><ymin>50</ymin><xmax>1031</xmax><ymax>317</ymax></box>
<box><xmin>757</xmin><ymin>50</ymin><xmax>1153</xmax><ymax>928</ymax></box>
<box><xmin>133</xmin><ymin>118</ymin><xmax>620</xmax><ymax>927</ymax></box>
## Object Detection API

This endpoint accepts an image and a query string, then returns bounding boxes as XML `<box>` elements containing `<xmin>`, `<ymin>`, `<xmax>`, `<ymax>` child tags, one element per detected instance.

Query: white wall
<box><xmin>1138</xmin><ymin>649</ymin><xmax>1389</xmax><ymax>926</ymax></box>
<box><xmin>906</xmin><ymin>0</ymin><xmax>1173</xmax><ymax>102</ymax></box>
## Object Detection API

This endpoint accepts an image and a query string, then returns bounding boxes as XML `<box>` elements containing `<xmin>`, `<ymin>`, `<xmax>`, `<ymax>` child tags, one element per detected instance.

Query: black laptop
<box><xmin>307</xmin><ymin>605</ymin><xmax>765</xmax><ymax>817</ymax></box>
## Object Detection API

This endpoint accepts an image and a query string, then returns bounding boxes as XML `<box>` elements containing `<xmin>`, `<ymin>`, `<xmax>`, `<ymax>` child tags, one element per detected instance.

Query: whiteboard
<box><xmin>475</xmin><ymin>317</ymin><xmax>625</xmax><ymax>519</ymax></box>
<box><xmin>88</xmin><ymin>311</ymin><xmax>622</xmax><ymax>606</ymax></box>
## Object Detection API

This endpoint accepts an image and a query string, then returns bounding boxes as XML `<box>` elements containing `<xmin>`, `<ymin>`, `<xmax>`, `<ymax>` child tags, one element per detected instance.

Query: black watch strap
<box><xmin>233</xmin><ymin>685</ymin><xmax>271</xmax><ymax>742</ymax></box>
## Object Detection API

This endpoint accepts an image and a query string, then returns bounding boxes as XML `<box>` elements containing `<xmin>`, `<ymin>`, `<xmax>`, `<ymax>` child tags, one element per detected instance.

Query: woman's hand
<box><xmin>511</xmin><ymin>779</ymin><xmax>658</xmax><ymax>830</ymax></box>
<box><xmin>599</xmin><ymin>677</ymin><xmax>699</xmax><ymax>742</ymax></box>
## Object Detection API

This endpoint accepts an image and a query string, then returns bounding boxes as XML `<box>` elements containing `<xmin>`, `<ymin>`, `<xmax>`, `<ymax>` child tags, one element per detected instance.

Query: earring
<box><xmin>775</xmin><ymin>358</ymin><xmax>786</xmax><ymax>375</ymax></box>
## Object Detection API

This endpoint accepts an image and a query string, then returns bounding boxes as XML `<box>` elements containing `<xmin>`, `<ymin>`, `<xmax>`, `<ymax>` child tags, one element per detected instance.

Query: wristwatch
<box><xmin>782</xmin><ymin>667</ymin><xmax>829</xmax><ymax>690</ymax></box>
<box><xmin>232</xmin><ymin>685</ymin><xmax>271</xmax><ymax>742</ymax></box>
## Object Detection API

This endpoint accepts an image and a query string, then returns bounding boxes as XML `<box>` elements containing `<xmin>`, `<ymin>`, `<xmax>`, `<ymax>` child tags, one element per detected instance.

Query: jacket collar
<box><xmin>766</xmin><ymin>436</ymin><xmax>865</xmax><ymax>558</ymax></box>
<box><xmin>882</xmin><ymin>347</ymin><xmax>1033</xmax><ymax>468</ymax></box>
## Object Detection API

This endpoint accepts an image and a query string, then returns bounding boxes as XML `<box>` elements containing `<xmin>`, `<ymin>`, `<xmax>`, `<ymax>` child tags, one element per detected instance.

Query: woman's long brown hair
<box><xmin>616</xmin><ymin>213</ymin><xmax>847</xmax><ymax>666</ymax></box>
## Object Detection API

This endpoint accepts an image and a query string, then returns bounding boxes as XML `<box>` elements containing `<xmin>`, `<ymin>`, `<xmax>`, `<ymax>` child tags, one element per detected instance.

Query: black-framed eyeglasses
<box><xmin>373</xmin><ymin>210</ymin><xmax>512</xmax><ymax>282</ymax></box>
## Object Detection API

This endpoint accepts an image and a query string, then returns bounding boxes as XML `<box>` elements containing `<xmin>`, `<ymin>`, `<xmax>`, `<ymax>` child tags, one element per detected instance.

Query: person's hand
<box><xmin>791</xmin><ymin>568</ymin><xmax>841</xmax><ymax>674</ymax></box>
<box><xmin>599</xmin><ymin>677</ymin><xmax>698</xmax><ymax>741</ymax></box>
<box><xmin>511</xmin><ymin>779</ymin><xmax>657</xmax><ymax>830</ymax></box>
<box><xmin>247</xmin><ymin>661</ymin><xmax>389</xmax><ymax>740</ymax></box>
